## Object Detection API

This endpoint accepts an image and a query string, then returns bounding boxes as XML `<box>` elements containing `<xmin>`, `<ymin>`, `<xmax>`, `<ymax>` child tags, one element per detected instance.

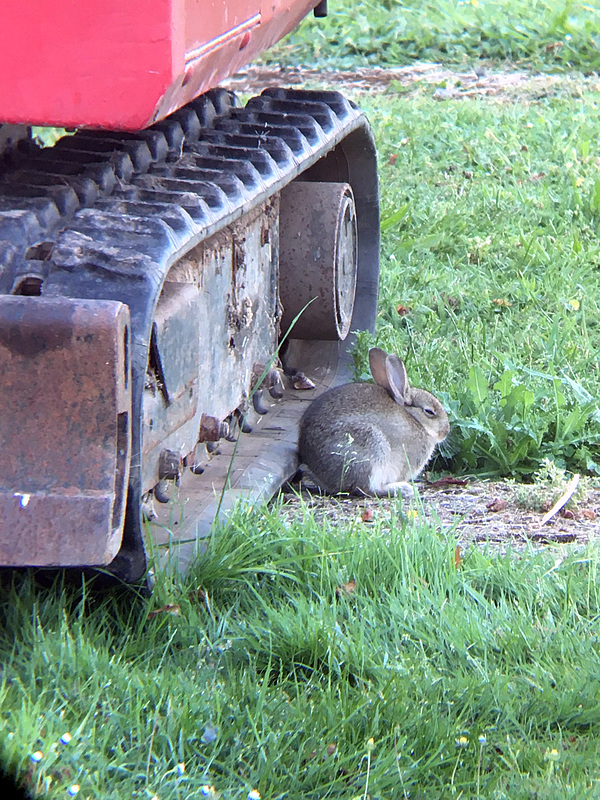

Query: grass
<box><xmin>350</xmin><ymin>81</ymin><xmax>600</xmax><ymax>477</ymax></box>
<box><xmin>4</xmin><ymin>503</ymin><xmax>600</xmax><ymax>798</ymax></box>
<box><xmin>265</xmin><ymin>0</ymin><xmax>600</xmax><ymax>72</ymax></box>
<box><xmin>3</xmin><ymin>3</ymin><xmax>600</xmax><ymax>799</ymax></box>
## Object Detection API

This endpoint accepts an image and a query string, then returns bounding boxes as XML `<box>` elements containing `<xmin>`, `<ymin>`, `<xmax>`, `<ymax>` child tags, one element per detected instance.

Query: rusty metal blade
<box><xmin>0</xmin><ymin>296</ymin><xmax>131</xmax><ymax>566</ymax></box>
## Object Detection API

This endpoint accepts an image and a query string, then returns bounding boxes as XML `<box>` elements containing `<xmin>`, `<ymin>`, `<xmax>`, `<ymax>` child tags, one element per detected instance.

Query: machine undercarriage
<box><xmin>0</xmin><ymin>87</ymin><xmax>379</xmax><ymax>581</ymax></box>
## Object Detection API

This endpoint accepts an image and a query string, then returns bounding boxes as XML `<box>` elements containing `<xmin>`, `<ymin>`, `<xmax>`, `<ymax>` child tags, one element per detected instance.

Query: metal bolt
<box><xmin>198</xmin><ymin>413</ymin><xmax>229</xmax><ymax>442</ymax></box>
<box><xmin>159</xmin><ymin>449</ymin><xmax>181</xmax><ymax>481</ymax></box>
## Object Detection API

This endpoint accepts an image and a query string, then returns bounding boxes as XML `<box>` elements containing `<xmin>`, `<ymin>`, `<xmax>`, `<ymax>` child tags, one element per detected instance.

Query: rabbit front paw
<box><xmin>373</xmin><ymin>481</ymin><xmax>415</xmax><ymax>500</ymax></box>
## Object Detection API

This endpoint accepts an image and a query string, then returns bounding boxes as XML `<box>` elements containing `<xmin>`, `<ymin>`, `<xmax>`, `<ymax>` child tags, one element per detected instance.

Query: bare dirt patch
<box><xmin>280</xmin><ymin>477</ymin><xmax>600</xmax><ymax>552</ymax></box>
<box><xmin>224</xmin><ymin>62</ymin><xmax>600</xmax><ymax>101</ymax></box>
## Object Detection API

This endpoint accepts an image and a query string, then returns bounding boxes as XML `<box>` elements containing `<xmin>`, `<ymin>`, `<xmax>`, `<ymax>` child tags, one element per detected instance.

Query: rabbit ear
<box><xmin>368</xmin><ymin>348</ymin><xmax>409</xmax><ymax>405</ymax></box>
<box><xmin>368</xmin><ymin>347</ymin><xmax>389</xmax><ymax>387</ymax></box>
<box><xmin>385</xmin><ymin>354</ymin><xmax>410</xmax><ymax>405</ymax></box>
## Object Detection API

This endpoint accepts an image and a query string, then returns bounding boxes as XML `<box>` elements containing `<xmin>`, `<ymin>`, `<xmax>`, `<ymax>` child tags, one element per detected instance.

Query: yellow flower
<box><xmin>544</xmin><ymin>747</ymin><xmax>560</xmax><ymax>762</ymax></box>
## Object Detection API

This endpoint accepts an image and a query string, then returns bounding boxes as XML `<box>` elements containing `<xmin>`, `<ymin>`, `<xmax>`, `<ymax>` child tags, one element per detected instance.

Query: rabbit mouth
<box><xmin>421</xmin><ymin>418</ymin><xmax>450</xmax><ymax>442</ymax></box>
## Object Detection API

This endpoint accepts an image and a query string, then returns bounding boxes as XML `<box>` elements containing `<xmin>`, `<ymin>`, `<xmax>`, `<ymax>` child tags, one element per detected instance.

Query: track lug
<box><xmin>252</xmin><ymin>362</ymin><xmax>285</xmax><ymax>399</ymax></box>
<box><xmin>184</xmin><ymin>447</ymin><xmax>206</xmax><ymax>475</ymax></box>
<box><xmin>154</xmin><ymin>480</ymin><xmax>174</xmax><ymax>504</ymax></box>
<box><xmin>252</xmin><ymin>389</ymin><xmax>269</xmax><ymax>415</ymax></box>
<box><xmin>235</xmin><ymin>406</ymin><xmax>253</xmax><ymax>434</ymax></box>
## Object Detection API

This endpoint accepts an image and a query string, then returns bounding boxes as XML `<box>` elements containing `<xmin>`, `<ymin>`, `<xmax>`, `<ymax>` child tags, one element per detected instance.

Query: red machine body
<box><xmin>0</xmin><ymin>0</ymin><xmax>380</xmax><ymax>581</ymax></box>
<box><xmin>0</xmin><ymin>0</ymin><xmax>314</xmax><ymax>130</ymax></box>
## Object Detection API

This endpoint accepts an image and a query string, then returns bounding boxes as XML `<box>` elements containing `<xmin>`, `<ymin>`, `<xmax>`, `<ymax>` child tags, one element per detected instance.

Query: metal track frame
<box><xmin>0</xmin><ymin>88</ymin><xmax>379</xmax><ymax>581</ymax></box>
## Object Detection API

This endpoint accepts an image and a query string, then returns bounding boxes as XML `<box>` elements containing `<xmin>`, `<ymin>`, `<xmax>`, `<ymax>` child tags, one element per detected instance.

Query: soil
<box><xmin>225</xmin><ymin>62</ymin><xmax>600</xmax><ymax>549</ymax></box>
<box><xmin>223</xmin><ymin>62</ymin><xmax>600</xmax><ymax>101</ymax></box>
<box><xmin>279</xmin><ymin>476</ymin><xmax>600</xmax><ymax>553</ymax></box>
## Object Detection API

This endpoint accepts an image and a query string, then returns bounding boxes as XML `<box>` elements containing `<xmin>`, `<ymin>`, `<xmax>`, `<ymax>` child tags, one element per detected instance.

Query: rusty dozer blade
<box><xmin>0</xmin><ymin>297</ymin><xmax>131</xmax><ymax>566</ymax></box>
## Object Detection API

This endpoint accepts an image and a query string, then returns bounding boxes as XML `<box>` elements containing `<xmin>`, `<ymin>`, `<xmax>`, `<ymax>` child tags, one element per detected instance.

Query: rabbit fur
<box><xmin>298</xmin><ymin>347</ymin><xmax>450</xmax><ymax>497</ymax></box>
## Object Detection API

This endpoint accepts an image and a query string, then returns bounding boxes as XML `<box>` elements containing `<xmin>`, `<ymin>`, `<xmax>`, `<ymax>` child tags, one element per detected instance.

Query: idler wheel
<box><xmin>279</xmin><ymin>181</ymin><xmax>358</xmax><ymax>341</ymax></box>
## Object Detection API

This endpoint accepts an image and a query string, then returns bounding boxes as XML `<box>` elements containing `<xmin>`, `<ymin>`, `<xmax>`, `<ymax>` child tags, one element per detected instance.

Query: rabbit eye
<box><xmin>423</xmin><ymin>407</ymin><xmax>437</xmax><ymax>418</ymax></box>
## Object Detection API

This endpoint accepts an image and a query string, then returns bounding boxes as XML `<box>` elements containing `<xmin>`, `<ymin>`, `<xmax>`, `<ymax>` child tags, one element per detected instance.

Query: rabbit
<box><xmin>298</xmin><ymin>347</ymin><xmax>450</xmax><ymax>497</ymax></box>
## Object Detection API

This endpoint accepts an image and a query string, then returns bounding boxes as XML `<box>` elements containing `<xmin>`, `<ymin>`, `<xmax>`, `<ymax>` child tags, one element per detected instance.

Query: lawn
<box><xmin>264</xmin><ymin>0</ymin><xmax>600</xmax><ymax>72</ymax></box>
<box><xmin>2</xmin><ymin>2</ymin><xmax>600</xmax><ymax>798</ymax></box>
<box><xmin>355</xmin><ymin>74</ymin><xmax>600</xmax><ymax>479</ymax></box>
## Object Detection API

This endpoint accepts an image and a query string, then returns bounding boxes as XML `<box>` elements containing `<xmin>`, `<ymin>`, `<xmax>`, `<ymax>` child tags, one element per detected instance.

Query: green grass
<box><xmin>4</xmin><ymin>504</ymin><xmax>600</xmax><ymax>798</ymax></box>
<box><xmin>3</xmin><ymin>4</ymin><xmax>600</xmax><ymax>799</ymax></box>
<box><xmin>349</xmin><ymin>81</ymin><xmax>600</xmax><ymax>477</ymax></box>
<box><xmin>265</xmin><ymin>0</ymin><xmax>600</xmax><ymax>72</ymax></box>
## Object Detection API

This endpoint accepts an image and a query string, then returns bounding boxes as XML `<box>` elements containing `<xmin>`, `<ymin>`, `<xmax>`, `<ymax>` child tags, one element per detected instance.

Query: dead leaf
<box><xmin>580</xmin><ymin>509</ymin><xmax>597</xmax><ymax>521</ymax></box>
<box><xmin>396</xmin><ymin>304</ymin><xmax>411</xmax><ymax>316</ymax></box>
<box><xmin>388</xmin><ymin>153</ymin><xmax>399</xmax><ymax>165</ymax></box>
<box><xmin>426</xmin><ymin>476</ymin><xmax>468</xmax><ymax>488</ymax></box>
<box><xmin>326</xmin><ymin>744</ymin><xmax>337</xmax><ymax>757</ymax></box>
<box><xmin>492</xmin><ymin>298</ymin><xmax>511</xmax><ymax>307</ymax></box>
<box><xmin>529</xmin><ymin>172</ymin><xmax>546</xmax><ymax>181</ymax></box>
<box><xmin>454</xmin><ymin>545</ymin><xmax>463</xmax><ymax>568</ymax></box>
<box><xmin>189</xmin><ymin>587</ymin><xmax>207</xmax><ymax>603</ymax></box>
<box><xmin>545</xmin><ymin>41</ymin><xmax>563</xmax><ymax>52</ymax></box>
<box><xmin>148</xmin><ymin>604</ymin><xmax>181</xmax><ymax>619</ymax></box>
<box><xmin>336</xmin><ymin>579</ymin><xmax>357</xmax><ymax>597</ymax></box>
<box><xmin>539</xmin><ymin>474</ymin><xmax>580</xmax><ymax>526</ymax></box>
<box><xmin>487</xmin><ymin>498</ymin><xmax>507</xmax><ymax>513</ymax></box>
<box><xmin>559</xmin><ymin>508</ymin><xmax>576</xmax><ymax>520</ymax></box>
<box><xmin>441</xmin><ymin>294</ymin><xmax>460</xmax><ymax>309</ymax></box>
<box><xmin>361</xmin><ymin>509</ymin><xmax>374</xmax><ymax>523</ymax></box>
<box><xmin>292</xmin><ymin>371</ymin><xmax>316</xmax><ymax>390</ymax></box>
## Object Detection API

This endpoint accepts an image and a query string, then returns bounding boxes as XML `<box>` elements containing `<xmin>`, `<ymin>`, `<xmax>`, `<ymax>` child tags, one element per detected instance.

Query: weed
<box><xmin>346</xmin><ymin>87</ymin><xmax>600</xmax><ymax>479</ymax></box>
<box><xmin>513</xmin><ymin>456</ymin><xmax>595</xmax><ymax>510</ymax></box>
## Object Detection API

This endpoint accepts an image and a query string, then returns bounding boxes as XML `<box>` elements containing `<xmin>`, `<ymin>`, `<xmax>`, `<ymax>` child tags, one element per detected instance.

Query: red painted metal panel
<box><xmin>0</xmin><ymin>0</ymin><xmax>317</xmax><ymax>131</ymax></box>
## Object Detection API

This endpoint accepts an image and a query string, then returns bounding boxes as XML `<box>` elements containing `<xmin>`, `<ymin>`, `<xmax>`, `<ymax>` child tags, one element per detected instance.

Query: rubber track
<box><xmin>0</xmin><ymin>87</ymin><xmax>375</xmax><ymax>581</ymax></box>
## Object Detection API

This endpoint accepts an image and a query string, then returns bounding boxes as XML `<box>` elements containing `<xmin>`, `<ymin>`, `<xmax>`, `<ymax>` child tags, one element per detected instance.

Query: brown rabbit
<box><xmin>298</xmin><ymin>347</ymin><xmax>450</xmax><ymax>496</ymax></box>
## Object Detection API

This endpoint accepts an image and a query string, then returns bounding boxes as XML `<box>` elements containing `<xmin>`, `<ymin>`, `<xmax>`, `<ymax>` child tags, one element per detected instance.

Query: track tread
<box><xmin>0</xmin><ymin>87</ymin><xmax>377</xmax><ymax>580</ymax></box>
